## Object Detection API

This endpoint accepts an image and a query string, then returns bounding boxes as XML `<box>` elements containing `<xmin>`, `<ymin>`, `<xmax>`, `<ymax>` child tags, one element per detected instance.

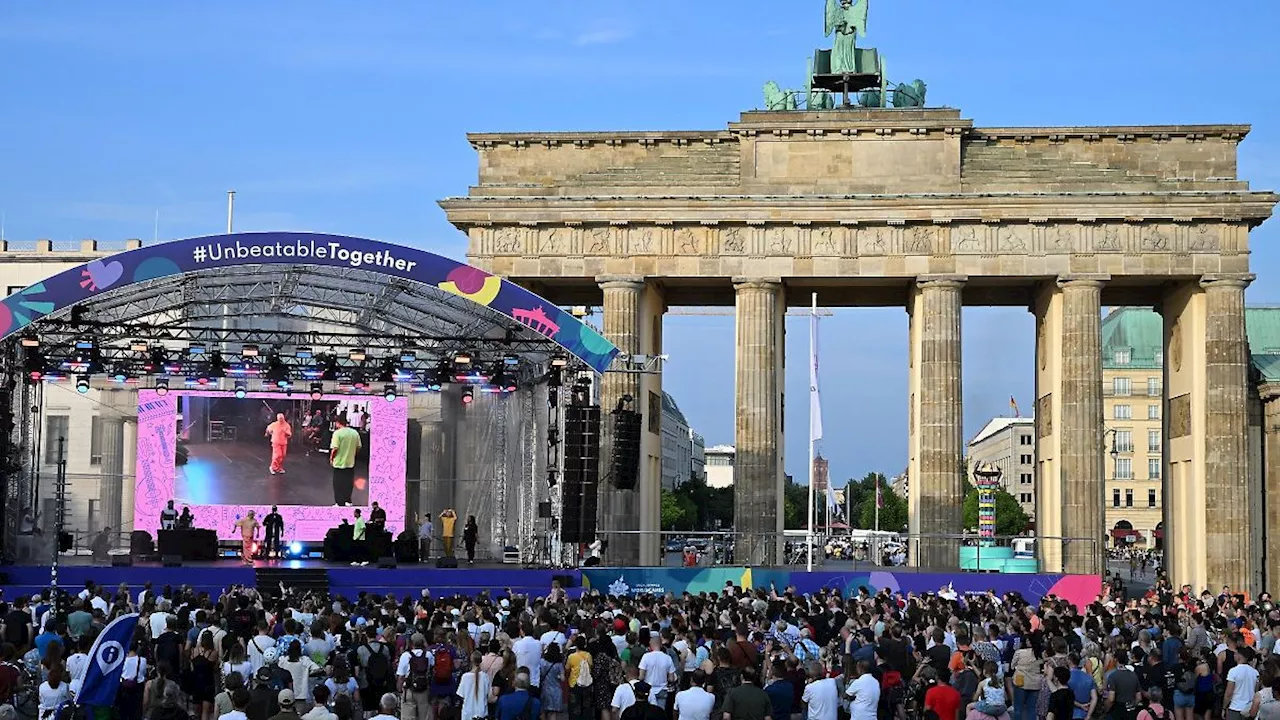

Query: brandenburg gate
<box><xmin>441</xmin><ymin>107</ymin><xmax>1278</xmax><ymax>591</ymax></box>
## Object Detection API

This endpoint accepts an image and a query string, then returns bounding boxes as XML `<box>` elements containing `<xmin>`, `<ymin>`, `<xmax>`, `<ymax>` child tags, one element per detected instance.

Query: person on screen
<box><xmin>265</xmin><ymin>414</ymin><xmax>293</xmax><ymax>475</ymax></box>
<box><xmin>160</xmin><ymin>500</ymin><xmax>178</xmax><ymax>531</ymax></box>
<box><xmin>329</xmin><ymin>418</ymin><xmax>362</xmax><ymax>507</ymax></box>
<box><xmin>233</xmin><ymin>511</ymin><xmax>260</xmax><ymax>566</ymax></box>
<box><xmin>439</xmin><ymin>509</ymin><xmax>457</xmax><ymax>557</ymax></box>
<box><xmin>177</xmin><ymin>507</ymin><xmax>194</xmax><ymax>530</ymax></box>
<box><xmin>263</xmin><ymin>506</ymin><xmax>284</xmax><ymax>559</ymax></box>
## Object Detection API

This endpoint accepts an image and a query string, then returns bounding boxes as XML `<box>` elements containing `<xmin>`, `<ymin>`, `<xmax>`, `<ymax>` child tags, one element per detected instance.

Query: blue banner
<box><xmin>77</xmin><ymin>613</ymin><xmax>140</xmax><ymax>708</ymax></box>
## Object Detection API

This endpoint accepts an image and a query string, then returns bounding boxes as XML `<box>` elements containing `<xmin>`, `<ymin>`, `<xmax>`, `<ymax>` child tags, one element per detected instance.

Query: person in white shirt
<box><xmin>638</xmin><ymin>639</ymin><xmax>677</xmax><ymax>704</ymax></box>
<box><xmin>540</xmin><ymin>622</ymin><xmax>568</xmax><ymax>651</ymax></box>
<box><xmin>1227</xmin><ymin>648</ymin><xmax>1261</xmax><ymax>719</ymax></box>
<box><xmin>844</xmin><ymin>661</ymin><xmax>881</xmax><ymax>720</ymax></box>
<box><xmin>370</xmin><ymin>693</ymin><xmax>400</xmax><ymax>720</ymax></box>
<box><xmin>218</xmin><ymin>688</ymin><xmax>251</xmax><ymax>720</ymax></box>
<box><xmin>64</xmin><ymin>642</ymin><xmax>90</xmax><ymax>697</ymax></box>
<box><xmin>89</xmin><ymin>594</ymin><xmax>108</xmax><ymax>616</ymax></box>
<box><xmin>247</xmin><ymin>628</ymin><xmax>277</xmax><ymax>672</ymax></box>
<box><xmin>611</xmin><ymin>666</ymin><xmax>640</xmax><ymax>720</ymax></box>
<box><xmin>801</xmin><ymin>664</ymin><xmax>840</xmax><ymax>720</ymax></box>
<box><xmin>38</xmin><ymin>666</ymin><xmax>70</xmax><ymax>720</ymax></box>
<box><xmin>148</xmin><ymin>603</ymin><xmax>173</xmax><ymax>639</ymax></box>
<box><xmin>456</xmin><ymin>653</ymin><xmax>492</xmax><ymax>720</ymax></box>
<box><xmin>673</xmin><ymin>670</ymin><xmax>716</xmax><ymax>720</ymax></box>
<box><xmin>513</xmin><ymin>629</ymin><xmax>544</xmax><ymax>689</ymax></box>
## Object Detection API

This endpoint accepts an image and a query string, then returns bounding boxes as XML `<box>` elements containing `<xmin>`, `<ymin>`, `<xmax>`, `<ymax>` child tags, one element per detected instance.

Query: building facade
<box><xmin>967</xmin><ymin>417</ymin><xmax>1037</xmax><ymax>521</ymax></box>
<box><xmin>705</xmin><ymin>444</ymin><xmax>734</xmax><ymax>489</ymax></box>
<box><xmin>659</xmin><ymin>391</ymin><xmax>706</xmax><ymax>489</ymax></box>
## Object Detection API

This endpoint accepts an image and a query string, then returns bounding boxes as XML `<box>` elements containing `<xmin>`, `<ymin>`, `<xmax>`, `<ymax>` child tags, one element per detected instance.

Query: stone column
<box><xmin>598</xmin><ymin>276</ymin><xmax>644</xmax><ymax>565</ymax></box>
<box><xmin>906</xmin><ymin>276</ymin><xmax>965</xmax><ymax>568</ymax></box>
<box><xmin>1201</xmin><ymin>276</ymin><xmax>1253</xmax><ymax>591</ymax></box>
<box><xmin>1261</xmin><ymin>388</ymin><xmax>1280</xmax><ymax>592</ymax></box>
<box><xmin>1057</xmin><ymin>277</ymin><xmax>1107</xmax><ymax>575</ymax></box>
<box><xmin>98</xmin><ymin>417</ymin><xmax>125</xmax><ymax>533</ymax></box>
<box><xmin>734</xmin><ymin>278</ymin><xmax>784</xmax><ymax>566</ymax></box>
<box><xmin>121</xmin><ymin>419</ymin><xmax>137</xmax><ymax>533</ymax></box>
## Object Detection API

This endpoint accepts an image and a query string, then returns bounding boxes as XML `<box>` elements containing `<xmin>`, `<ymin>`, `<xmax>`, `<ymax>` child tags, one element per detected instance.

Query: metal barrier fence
<box><xmin>590</xmin><ymin>530</ymin><xmax>1102</xmax><ymax>575</ymax></box>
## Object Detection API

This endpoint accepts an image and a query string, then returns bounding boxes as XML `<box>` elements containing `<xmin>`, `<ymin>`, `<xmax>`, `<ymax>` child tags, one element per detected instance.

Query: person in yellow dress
<box><xmin>439</xmin><ymin>509</ymin><xmax>457</xmax><ymax>557</ymax></box>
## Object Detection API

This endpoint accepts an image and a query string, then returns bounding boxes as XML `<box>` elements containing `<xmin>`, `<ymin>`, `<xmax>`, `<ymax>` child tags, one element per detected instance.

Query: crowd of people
<box><xmin>0</xmin><ymin>574</ymin><xmax>1276</xmax><ymax>720</ymax></box>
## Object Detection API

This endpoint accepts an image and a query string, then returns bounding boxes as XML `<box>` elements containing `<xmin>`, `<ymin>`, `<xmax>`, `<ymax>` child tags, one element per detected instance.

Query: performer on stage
<box><xmin>417</xmin><ymin>511</ymin><xmax>433</xmax><ymax>561</ymax></box>
<box><xmin>265</xmin><ymin>413</ymin><xmax>293</xmax><ymax>475</ymax></box>
<box><xmin>463</xmin><ymin>515</ymin><xmax>478</xmax><ymax>565</ymax></box>
<box><xmin>233</xmin><ymin>511</ymin><xmax>260</xmax><ymax>565</ymax></box>
<box><xmin>440</xmin><ymin>508</ymin><xmax>457</xmax><ymax>557</ymax></box>
<box><xmin>329</xmin><ymin>417</ymin><xmax>362</xmax><ymax>507</ymax></box>
<box><xmin>369</xmin><ymin>502</ymin><xmax>386</xmax><ymax>534</ymax></box>
<box><xmin>177</xmin><ymin>506</ymin><xmax>194</xmax><ymax>530</ymax></box>
<box><xmin>263</xmin><ymin>506</ymin><xmax>284</xmax><ymax>558</ymax></box>
<box><xmin>160</xmin><ymin>500</ymin><xmax>178</xmax><ymax>530</ymax></box>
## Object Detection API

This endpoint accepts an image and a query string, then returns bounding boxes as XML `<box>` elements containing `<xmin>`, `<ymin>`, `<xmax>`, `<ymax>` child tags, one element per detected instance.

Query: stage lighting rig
<box><xmin>423</xmin><ymin>368</ymin><xmax>446</xmax><ymax>392</ymax></box>
<box><xmin>241</xmin><ymin>344</ymin><xmax>260</xmax><ymax>357</ymax></box>
<box><xmin>207</xmin><ymin>350</ymin><xmax>227</xmax><ymax>378</ymax></box>
<box><xmin>383</xmin><ymin>384</ymin><xmax>398</xmax><ymax>403</ymax></box>
<box><xmin>234</xmin><ymin>381</ymin><xmax>248</xmax><ymax>399</ymax></box>
<box><xmin>454</xmin><ymin>352</ymin><xmax>472</xmax><ymax>366</ymax></box>
<box><xmin>309</xmin><ymin>383</ymin><xmax>323</xmax><ymax>400</ymax></box>
<box><xmin>109</xmin><ymin>364</ymin><xmax>132</xmax><ymax>383</ymax></box>
<box><xmin>75</xmin><ymin>375</ymin><xmax>90</xmax><ymax>394</ymax></box>
<box><xmin>130</xmin><ymin>340</ymin><xmax>148</xmax><ymax>353</ymax></box>
<box><xmin>155</xmin><ymin>379</ymin><xmax>170</xmax><ymax>396</ymax></box>
<box><xmin>317</xmin><ymin>352</ymin><xmax>339</xmax><ymax>381</ymax></box>
<box><xmin>23</xmin><ymin>347</ymin><xmax>46</xmax><ymax>381</ymax></box>
<box><xmin>349</xmin><ymin>348</ymin><xmax>366</xmax><ymax>362</ymax></box>
<box><xmin>376</xmin><ymin>357</ymin><xmax>397</xmax><ymax>383</ymax></box>
<box><xmin>20</xmin><ymin>335</ymin><xmax>38</xmax><ymax>348</ymax></box>
<box><xmin>461</xmin><ymin>386</ymin><xmax>475</xmax><ymax>405</ymax></box>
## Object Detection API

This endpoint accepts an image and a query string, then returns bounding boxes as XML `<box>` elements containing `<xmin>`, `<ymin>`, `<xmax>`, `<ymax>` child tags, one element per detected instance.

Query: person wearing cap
<box><xmin>269</xmin><ymin>690</ymin><xmax>302</xmax><ymax>720</ymax></box>
<box><xmin>620</xmin><ymin>681</ymin><xmax>664</xmax><ymax>720</ymax></box>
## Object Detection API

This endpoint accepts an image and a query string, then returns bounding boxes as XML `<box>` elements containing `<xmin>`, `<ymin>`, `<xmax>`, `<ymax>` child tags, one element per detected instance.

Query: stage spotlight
<box><xmin>423</xmin><ymin>369</ymin><xmax>445</xmax><ymax>392</ymax></box>
<box><xmin>550</xmin><ymin>356</ymin><xmax>569</xmax><ymax>368</ymax></box>
<box><xmin>289</xmin><ymin>541</ymin><xmax>302</xmax><ymax>555</ymax></box>
<box><xmin>503</xmin><ymin>355</ymin><xmax>520</xmax><ymax>367</ymax></box>
<box><xmin>399</xmin><ymin>351</ymin><xmax>417</xmax><ymax>362</ymax></box>
<box><xmin>376</xmin><ymin>357</ymin><xmax>397</xmax><ymax>383</ymax></box>
<box><xmin>155</xmin><ymin>379</ymin><xmax>170</xmax><ymax>395</ymax></box>
<box><xmin>454</xmin><ymin>352</ymin><xmax>472</xmax><ymax>366</ymax></box>
<box><xmin>130</xmin><ymin>340</ymin><xmax>148</xmax><ymax>353</ymax></box>
<box><xmin>207</xmin><ymin>350</ymin><xmax>227</xmax><ymax>378</ymax></box>
<box><xmin>74</xmin><ymin>338</ymin><xmax>95</xmax><ymax>351</ymax></box>
<box><xmin>19</xmin><ymin>335</ymin><xmax>39</xmax><ymax>348</ymax></box>
<box><xmin>187</xmin><ymin>344</ymin><xmax>206</xmax><ymax>355</ymax></box>
<box><xmin>295</xmin><ymin>346</ymin><xmax>313</xmax><ymax>359</ymax></box>
<box><xmin>351</xmin><ymin>373</ymin><xmax>367</xmax><ymax>391</ymax></box>
<box><xmin>110</xmin><ymin>364</ymin><xmax>131</xmax><ymax>383</ymax></box>
<box><xmin>349</xmin><ymin>348</ymin><xmax>367</xmax><ymax>361</ymax></box>
<box><xmin>75</xmin><ymin>375</ymin><xmax>90</xmax><ymax>394</ymax></box>
<box><xmin>234</xmin><ymin>381</ymin><xmax>248</xmax><ymax>399</ymax></box>
<box><xmin>241</xmin><ymin>344</ymin><xmax>260</xmax><ymax>357</ymax></box>
<box><xmin>383</xmin><ymin>384</ymin><xmax>397</xmax><ymax>403</ymax></box>
<box><xmin>493</xmin><ymin>372</ymin><xmax>517</xmax><ymax>394</ymax></box>
<box><xmin>461</xmin><ymin>386</ymin><xmax>475</xmax><ymax>405</ymax></box>
<box><xmin>310</xmin><ymin>383</ymin><xmax>324</xmax><ymax>400</ymax></box>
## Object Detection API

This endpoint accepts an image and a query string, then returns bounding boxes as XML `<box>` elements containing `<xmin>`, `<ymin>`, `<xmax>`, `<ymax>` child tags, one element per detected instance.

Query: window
<box><xmin>1147</xmin><ymin>378</ymin><xmax>1161</xmax><ymax>397</ymax></box>
<box><xmin>648</xmin><ymin>391</ymin><xmax>661</xmax><ymax>434</ymax></box>
<box><xmin>1019</xmin><ymin>454</ymin><xmax>1033</xmax><ymax>465</ymax></box>
<box><xmin>1115</xmin><ymin>430</ymin><xmax>1133</xmax><ymax>453</ymax></box>
<box><xmin>1148</xmin><ymin>458</ymin><xmax>1162</xmax><ymax>480</ymax></box>
<box><xmin>1125</xmin><ymin>489</ymin><xmax>1134</xmax><ymax>507</ymax></box>
<box><xmin>90</xmin><ymin>416</ymin><xmax>103</xmax><ymax>465</ymax></box>
<box><xmin>1114</xmin><ymin>349</ymin><xmax>1131</xmax><ymax>365</ymax></box>
<box><xmin>1019</xmin><ymin>493</ymin><xmax>1033</xmax><ymax>504</ymax></box>
<box><xmin>87</xmin><ymin>499</ymin><xmax>100</xmax><ymax>533</ymax></box>
<box><xmin>1113</xmin><ymin>377</ymin><xmax>1131</xmax><ymax>396</ymax></box>
<box><xmin>1148</xmin><ymin>489</ymin><xmax>1158</xmax><ymax>508</ymax></box>
<box><xmin>1114</xmin><ymin>404</ymin><xmax>1132</xmax><ymax>420</ymax></box>
<box><xmin>1019</xmin><ymin>435</ymin><xmax>1033</xmax><ymax>446</ymax></box>
<box><xmin>1112</xmin><ymin>489</ymin><xmax>1121</xmax><ymax>507</ymax></box>
<box><xmin>1020</xmin><ymin>473</ymin><xmax>1032</xmax><ymax>484</ymax></box>
<box><xmin>1154</xmin><ymin>350</ymin><xmax>1164</xmax><ymax>365</ymax></box>
<box><xmin>1148</xmin><ymin>404</ymin><xmax>1160</xmax><ymax>420</ymax></box>
<box><xmin>1115</xmin><ymin>458</ymin><xmax>1133</xmax><ymax>480</ymax></box>
<box><xmin>44</xmin><ymin>415</ymin><xmax>69</xmax><ymax>464</ymax></box>
<box><xmin>1148</xmin><ymin>430</ymin><xmax>1161</xmax><ymax>453</ymax></box>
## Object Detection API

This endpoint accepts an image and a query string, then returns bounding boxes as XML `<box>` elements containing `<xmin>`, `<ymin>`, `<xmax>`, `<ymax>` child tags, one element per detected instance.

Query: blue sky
<box><xmin>2</xmin><ymin>1</ymin><xmax>1278</xmax><ymax>485</ymax></box>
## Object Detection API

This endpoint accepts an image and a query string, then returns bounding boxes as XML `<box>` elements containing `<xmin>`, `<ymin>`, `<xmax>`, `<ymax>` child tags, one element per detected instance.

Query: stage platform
<box><xmin>0</xmin><ymin>559</ymin><xmax>1103</xmax><ymax>609</ymax></box>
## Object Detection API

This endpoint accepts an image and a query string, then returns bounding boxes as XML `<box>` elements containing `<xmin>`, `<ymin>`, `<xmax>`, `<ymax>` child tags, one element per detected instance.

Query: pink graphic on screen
<box><xmin>133</xmin><ymin>390</ymin><xmax>407</xmax><ymax>540</ymax></box>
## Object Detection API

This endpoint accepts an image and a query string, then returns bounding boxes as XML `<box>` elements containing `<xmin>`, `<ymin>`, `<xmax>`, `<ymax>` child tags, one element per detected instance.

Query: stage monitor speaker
<box><xmin>111</xmin><ymin>555</ymin><xmax>133</xmax><ymax>567</ymax></box>
<box><xmin>435</xmin><ymin>556</ymin><xmax>459</xmax><ymax>569</ymax></box>
<box><xmin>562</xmin><ymin>404</ymin><xmax>601</xmax><ymax>544</ymax></box>
<box><xmin>610</xmin><ymin>409</ymin><xmax>642</xmax><ymax>491</ymax></box>
<box><xmin>162</xmin><ymin>555</ymin><xmax>182</xmax><ymax>567</ymax></box>
<box><xmin>377</xmin><ymin>556</ymin><xmax>396</xmax><ymax>569</ymax></box>
<box><xmin>538</xmin><ymin>501</ymin><xmax>553</xmax><ymax>519</ymax></box>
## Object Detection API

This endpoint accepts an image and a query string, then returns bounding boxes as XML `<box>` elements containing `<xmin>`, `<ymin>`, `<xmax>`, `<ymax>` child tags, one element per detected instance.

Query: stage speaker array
<box><xmin>562</xmin><ymin>404</ymin><xmax>601</xmax><ymax>544</ymax></box>
<box><xmin>609</xmin><ymin>409</ymin><xmax>642</xmax><ymax>491</ymax></box>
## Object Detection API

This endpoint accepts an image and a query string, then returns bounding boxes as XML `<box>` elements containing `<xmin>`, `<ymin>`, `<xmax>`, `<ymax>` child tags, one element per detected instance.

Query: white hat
<box><xmin>500</xmin><ymin>599</ymin><xmax>510</xmax><ymax>609</ymax></box>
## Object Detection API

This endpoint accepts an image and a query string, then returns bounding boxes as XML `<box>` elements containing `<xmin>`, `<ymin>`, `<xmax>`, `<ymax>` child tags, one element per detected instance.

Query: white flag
<box><xmin>826</xmin><ymin>481</ymin><xmax>838</xmax><ymax>513</ymax></box>
<box><xmin>809</xmin><ymin>302</ymin><xmax>823</xmax><ymax>444</ymax></box>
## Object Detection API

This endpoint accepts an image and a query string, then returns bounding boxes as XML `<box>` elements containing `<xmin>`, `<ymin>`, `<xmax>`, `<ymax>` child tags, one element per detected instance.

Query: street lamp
<box><xmin>1102</xmin><ymin>429</ymin><xmax>1120</xmax><ymax>459</ymax></box>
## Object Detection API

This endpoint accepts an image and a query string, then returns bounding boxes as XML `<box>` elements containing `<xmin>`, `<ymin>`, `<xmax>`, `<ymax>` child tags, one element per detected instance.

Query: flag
<box><xmin>76</xmin><ymin>612</ymin><xmax>140</xmax><ymax>708</ymax></box>
<box><xmin>1010</xmin><ymin>396</ymin><xmax>1020</xmax><ymax>418</ymax></box>
<box><xmin>809</xmin><ymin>305</ymin><xmax>823</xmax><ymax>444</ymax></box>
<box><xmin>826</xmin><ymin>481</ymin><xmax>838</xmax><ymax>513</ymax></box>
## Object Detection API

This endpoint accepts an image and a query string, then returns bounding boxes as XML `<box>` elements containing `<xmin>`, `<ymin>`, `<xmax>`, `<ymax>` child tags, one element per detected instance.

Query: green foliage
<box><xmin>858</xmin><ymin>474</ymin><xmax>907</xmax><ymax>532</ymax></box>
<box><xmin>660</xmin><ymin>489</ymin><xmax>697</xmax><ymax>531</ymax></box>
<box><xmin>962</xmin><ymin>484</ymin><xmax>1032</xmax><ymax>537</ymax></box>
<box><xmin>783</xmin><ymin>476</ymin><xmax>810</xmax><ymax>529</ymax></box>
<box><xmin>662</xmin><ymin>475</ymin><xmax>734</xmax><ymax>531</ymax></box>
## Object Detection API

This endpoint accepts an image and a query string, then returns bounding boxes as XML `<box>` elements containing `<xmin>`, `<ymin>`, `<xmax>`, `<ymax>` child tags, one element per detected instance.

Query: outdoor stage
<box><xmin>1</xmin><ymin>558</ymin><xmax>1102</xmax><ymax>609</ymax></box>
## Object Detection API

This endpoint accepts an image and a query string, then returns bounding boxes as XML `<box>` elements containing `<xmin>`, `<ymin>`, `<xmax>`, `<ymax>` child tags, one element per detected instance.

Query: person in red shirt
<box><xmin>265</xmin><ymin>413</ymin><xmax>293</xmax><ymax>475</ymax></box>
<box><xmin>922</xmin><ymin>667</ymin><xmax>963</xmax><ymax>720</ymax></box>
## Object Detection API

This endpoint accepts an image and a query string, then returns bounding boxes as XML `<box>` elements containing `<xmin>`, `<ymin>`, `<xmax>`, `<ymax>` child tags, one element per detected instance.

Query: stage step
<box><xmin>255</xmin><ymin>566</ymin><xmax>330</xmax><ymax>596</ymax></box>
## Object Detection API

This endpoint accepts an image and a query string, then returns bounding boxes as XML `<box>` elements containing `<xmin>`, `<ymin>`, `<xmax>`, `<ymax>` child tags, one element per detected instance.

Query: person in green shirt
<box><xmin>329</xmin><ymin>417</ymin><xmax>362</xmax><ymax>507</ymax></box>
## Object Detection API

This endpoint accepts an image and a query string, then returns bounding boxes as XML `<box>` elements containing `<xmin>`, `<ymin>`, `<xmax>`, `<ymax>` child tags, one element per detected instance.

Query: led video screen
<box><xmin>133</xmin><ymin>390</ymin><xmax>407</xmax><ymax>541</ymax></box>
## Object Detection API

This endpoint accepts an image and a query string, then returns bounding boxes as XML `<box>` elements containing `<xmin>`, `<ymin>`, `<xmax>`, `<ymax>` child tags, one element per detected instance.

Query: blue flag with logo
<box><xmin>77</xmin><ymin>613</ymin><xmax>139</xmax><ymax>708</ymax></box>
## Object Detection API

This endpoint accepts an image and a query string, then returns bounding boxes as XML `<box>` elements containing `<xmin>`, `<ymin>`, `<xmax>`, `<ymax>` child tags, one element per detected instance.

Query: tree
<box><xmin>858</xmin><ymin>474</ymin><xmax>907</xmax><ymax>532</ymax></box>
<box><xmin>783</xmin><ymin>476</ymin><xmax>809</xmax><ymax>530</ymax></box>
<box><xmin>670</xmin><ymin>475</ymin><xmax>733</xmax><ymax>530</ymax></box>
<box><xmin>842</xmin><ymin>472</ymin><xmax>885</xmax><ymax>529</ymax></box>
<box><xmin>962</xmin><ymin>484</ymin><xmax>1032</xmax><ymax>537</ymax></box>
<box><xmin>660</xmin><ymin>489</ymin><xmax>697</xmax><ymax>530</ymax></box>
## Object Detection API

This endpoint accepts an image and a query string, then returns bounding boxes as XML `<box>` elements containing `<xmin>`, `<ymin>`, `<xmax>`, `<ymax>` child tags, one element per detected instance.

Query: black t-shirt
<box><xmin>620</xmin><ymin>704</ymin><xmax>666</xmax><ymax>720</ymax></box>
<box><xmin>1136</xmin><ymin>663</ymin><xmax>1164</xmax><ymax>696</ymax></box>
<box><xmin>926</xmin><ymin>645</ymin><xmax>953</xmax><ymax>682</ymax></box>
<box><xmin>877</xmin><ymin>638</ymin><xmax>910</xmax><ymax>675</ymax></box>
<box><xmin>1049</xmin><ymin>687</ymin><xmax>1075</xmax><ymax>720</ymax></box>
<box><xmin>154</xmin><ymin>631</ymin><xmax>182</xmax><ymax>672</ymax></box>
<box><xmin>3</xmin><ymin>609</ymin><xmax>29</xmax><ymax>646</ymax></box>
<box><xmin>1106</xmin><ymin>668</ymin><xmax>1141</xmax><ymax>707</ymax></box>
<box><xmin>722</xmin><ymin>684</ymin><xmax>773</xmax><ymax>720</ymax></box>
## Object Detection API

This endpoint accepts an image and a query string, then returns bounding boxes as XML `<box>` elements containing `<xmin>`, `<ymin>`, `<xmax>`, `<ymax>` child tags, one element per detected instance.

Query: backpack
<box><xmin>1177</xmin><ymin>668</ymin><xmax>1196</xmax><ymax>694</ymax></box>
<box><xmin>409</xmin><ymin>652</ymin><xmax>433</xmax><ymax>692</ymax></box>
<box><xmin>432</xmin><ymin>648</ymin><xmax>454</xmax><ymax>685</ymax></box>
<box><xmin>574</xmin><ymin>657</ymin><xmax>593</xmax><ymax>688</ymax></box>
<box><xmin>1139</xmin><ymin>704</ymin><xmax>1170</xmax><ymax>720</ymax></box>
<box><xmin>362</xmin><ymin>643</ymin><xmax>392</xmax><ymax>686</ymax></box>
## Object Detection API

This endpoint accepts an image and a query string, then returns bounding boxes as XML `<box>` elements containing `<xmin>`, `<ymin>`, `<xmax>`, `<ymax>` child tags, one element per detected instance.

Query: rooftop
<box><xmin>968</xmin><ymin>416</ymin><xmax>1035</xmax><ymax>447</ymax></box>
<box><xmin>1101</xmin><ymin>306</ymin><xmax>1280</xmax><ymax>381</ymax></box>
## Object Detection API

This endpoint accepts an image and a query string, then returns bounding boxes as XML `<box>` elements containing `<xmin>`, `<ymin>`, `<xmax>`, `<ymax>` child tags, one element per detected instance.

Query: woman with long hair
<box><xmin>189</xmin><ymin>629</ymin><xmax>220</xmax><ymax>720</ymax></box>
<box><xmin>37</xmin><ymin>664</ymin><xmax>68</xmax><ymax>720</ymax></box>
<box><xmin>278</xmin><ymin>639</ymin><xmax>322</xmax><ymax>707</ymax></box>
<box><xmin>222</xmin><ymin>643</ymin><xmax>252</xmax><ymax>683</ymax></box>
<box><xmin>458</xmin><ymin>651</ymin><xmax>492</xmax><ymax>720</ymax></box>
<box><xmin>539</xmin><ymin>644</ymin><xmax>566</xmax><ymax>720</ymax></box>
<box><xmin>463</xmin><ymin>516</ymin><xmax>479</xmax><ymax>564</ymax></box>
<box><xmin>1010</xmin><ymin>631</ymin><xmax>1044</xmax><ymax>720</ymax></box>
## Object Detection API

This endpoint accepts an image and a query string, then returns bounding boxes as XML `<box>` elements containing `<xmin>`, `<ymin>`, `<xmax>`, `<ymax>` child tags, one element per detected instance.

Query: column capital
<box><xmin>1259</xmin><ymin>383</ymin><xmax>1280</xmax><ymax>405</ymax></box>
<box><xmin>915</xmin><ymin>274</ymin><xmax>966</xmax><ymax>290</ymax></box>
<box><xmin>732</xmin><ymin>277</ymin><xmax>782</xmax><ymax>291</ymax></box>
<box><xmin>1056</xmin><ymin>273</ymin><xmax>1110</xmax><ymax>289</ymax></box>
<box><xmin>597</xmin><ymin>275</ymin><xmax>646</xmax><ymax>290</ymax></box>
<box><xmin>1200</xmin><ymin>273</ymin><xmax>1255</xmax><ymax>290</ymax></box>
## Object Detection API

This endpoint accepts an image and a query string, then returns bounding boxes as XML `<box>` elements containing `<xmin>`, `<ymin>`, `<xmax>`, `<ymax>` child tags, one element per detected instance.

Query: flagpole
<box><xmin>807</xmin><ymin>292</ymin><xmax>817</xmax><ymax>572</ymax></box>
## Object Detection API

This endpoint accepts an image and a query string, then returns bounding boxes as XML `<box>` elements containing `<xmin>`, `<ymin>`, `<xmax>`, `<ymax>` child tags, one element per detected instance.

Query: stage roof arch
<box><xmin>0</xmin><ymin>232</ymin><xmax>617</xmax><ymax>373</ymax></box>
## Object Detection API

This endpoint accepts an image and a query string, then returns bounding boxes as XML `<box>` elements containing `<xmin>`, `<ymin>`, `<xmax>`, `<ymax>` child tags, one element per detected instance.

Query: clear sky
<box><xmin>2</xmin><ymin>1</ymin><xmax>1277</xmax><ymax>485</ymax></box>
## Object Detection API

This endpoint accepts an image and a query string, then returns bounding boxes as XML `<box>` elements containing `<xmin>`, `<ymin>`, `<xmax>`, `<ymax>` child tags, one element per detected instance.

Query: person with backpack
<box><xmin>397</xmin><ymin>633</ymin><xmax>434</xmax><ymax>720</ymax></box>
<box><xmin>357</xmin><ymin>627</ymin><xmax>393</xmax><ymax>719</ymax></box>
<box><xmin>565</xmin><ymin>636</ymin><xmax>593</xmax><ymax>720</ymax></box>
<box><xmin>1136</xmin><ymin>686</ymin><xmax>1171</xmax><ymax>720</ymax></box>
<box><xmin>429</xmin><ymin>629</ymin><xmax>463</xmax><ymax>720</ymax></box>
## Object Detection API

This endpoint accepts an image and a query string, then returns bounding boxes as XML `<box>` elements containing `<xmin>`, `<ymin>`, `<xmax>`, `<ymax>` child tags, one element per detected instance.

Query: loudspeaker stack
<box><xmin>609</xmin><ymin>409</ymin><xmax>642</xmax><ymax>491</ymax></box>
<box><xmin>562</xmin><ymin>404</ymin><xmax>601</xmax><ymax>543</ymax></box>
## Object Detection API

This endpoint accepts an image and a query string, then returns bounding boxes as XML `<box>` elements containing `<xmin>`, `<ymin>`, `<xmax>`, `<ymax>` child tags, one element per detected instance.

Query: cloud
<box><xmin>574</xmin><ymin>28</ymin><xmax>630</xmax><ymax>46</ymax></box>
